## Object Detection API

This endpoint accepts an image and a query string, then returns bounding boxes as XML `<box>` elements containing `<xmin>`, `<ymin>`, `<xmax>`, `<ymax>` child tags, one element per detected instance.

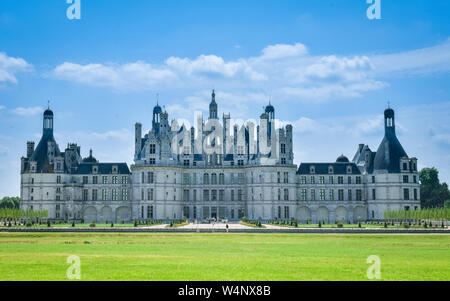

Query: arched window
<box><xmin>211</xmin><ymin>173</ymin><xmax>217</xmax><ymax>185</ymax></box>
<box><xmin>203</xmin><ymin>173</ymin><xmax>209</xmax><ymax>185</ymax></box>
<box><xmin>219</xmin><ymin>173</ymin><xmax>225</xmax><ymax>185</ymax></box>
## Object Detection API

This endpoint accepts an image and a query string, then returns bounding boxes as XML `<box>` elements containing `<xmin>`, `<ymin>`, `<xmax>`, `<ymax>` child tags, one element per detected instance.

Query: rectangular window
<box><xmin>83</xmin><ymin>176</ymin><xmax>88</xmax><ymax>184</ymax></box>
<box><xmin>149</xmin><ymin>158</ymin><xmax>156</xmax><ymax>165</ymax></box>
<box><xmin>238</xmin><ymin>189</ymin><xmax>243</xmax><ymax>201</ymax></box>
<box><xmin>338</xmin><ymin>189</ymin><xmax>344</xmax><ymax>201</ymax></box>
<box><xmin>371</xmin><ymin>176</ymin><xmax>375</xmax><ymax>183</ymax></box>
<box><xmin>56</xmin><ymin>176</ymin><xmax>61</xmax><ymax>184</ymax></box>
<box><xmin>311</xmin><ymin>189</ymin><xmax>315</xmax><ymax>201</ymax></box>
<box><xmin>281</xmin><ymin>144</ymin><xmax>286</xmax><ymax>154</ymax></box>
<box><xmin>310</xmin><ymin>176</ymin><xmax>315</xmax><ymax>184</ymax></box>
<box><xmin>122</xmin><ymin>176</ymin><xmax>128</xmax><ymax>184</ymax></box>
<box><xmin>183</xmin><ymin>160</ymin><xmax>190</xmax><ymax>166</ymax></box>
<box><xmin>193</xmin><ymin>189</ymin><xmax>197</xmax><ymax>201</ymax></box>
<box><xmin>150</xmin><ymin>144</ymin><xmax>156</xmax><ymax>154</ymax></box>
<box><xmin>372</xmin><ymin>189</ymin><xmax>376</xmax><ymax>200</ymax></box>
<box><xmin>112</xmin><ymin>189</ymin><xmax>118</xmax><ymax>201</ymax></box>
<box><xmin>102</xmin><ymin>189</ymin><xmax>108</xmax><ymax>201</ymax></box>
<box><xmin>238</xmin><ymin>173</ymin><xmax>245</xmax><ymax>185</ymax></box>
<box><xmin>404</xmin><ymin>188</ymin><xmax>410</xmax><ymax>200</ymax></box>
<box><xmin>284</xmin><ymin>189</ymin><xmax>289</xmax><ymax>201</ymax></box>
<box><xmin>329</xmin><ymin>189</ymin><xmax>334</xmax><ymax>201</ymax></box>
<box><xmin>93</xmin><ymin>176</ymin><xmax>98</xmax><ymax>184</ymax></box>
<box><xmin>348</xmin><ymin>176</ymin><xmax>352</xmax><ymax>184</ymax></box>
<box><xmin>219</xmin><ymin>190</ymin><xmax>225</xmax><ymax>201</ymax></box>
<box><xmin>414</xmin><ymin>189</ymin><xmax>417</xmax><ymax>200</ymax></box>
<box><xmin>356</xmin><ymin>176</ymin><xmax>361</xmax><ymax>184</ymax></box>
<box><xmin>148</xmin><ymin>188</ymin><xmax>153</xmax><ymax>201</ymax></box>
<box><xmin>284</xmin><ymin>172</ymin><xmax>289</xmax><ymax>183</ymax></box>
<box><xmin>141</xmin><ymin>188</ymin><xmax>144</xmax><ymax>201</ymax></box>
<box><xmin>238</xmin><ymin>160</ymin><xmax>244</xmax><ymax>166</ymax></box>
<box><xmin>148</xmin><ymin>172</ymin><xmax>154</xmax><ymax>184</ymax></box>
<box><xmin>102</xmin><ymin>176</ymin><xmax>108</xmax><ymax>184</ymax></box>
<box><xmin>203</xmin><ymin>190</ymin><xmax>209</xmax><ymax>202</ymax></box>
<box><xmin>356</xmin><ymin>189</ymin><xmax>362</xmax><ymax>201</ymax></box>
<box><xmin>329</xmin><ymin>176</ymin><xmax>333</xmax><ymax>184</ymax></box>
<box><xmin>281</xmin><ymin>158</ymin><xmax>286</xmax><ymax>165</ymax></box>
<box><xmin>300</xmin><ymin>176</ymin><xmax>306</xmax><ymax>184</ymax></box>
<box><xmin>183</xmin><ymin>173</ymin><xmax>190</xmax><ymax>185</ymax></box>
<box><xmin>278</xmin><ymin>206</ymin><xmax>281</xmax><ymax>219</ymax></box>
<box><xmin>319</xmin><ymin>176</ymin><xmax>324</xmax><ymax>184</ymax></box>
<box><xmin>147</xmin><ymin>206</ymin><xmax>153</xmax><ymax>219</ymax></box>
<box><xmin>277</xmin><ymin>172</ymin><xmax>281</xmax><ymax>183</ymax></box>
<box><xmin>92</xmin><ymin>189</ymin><xmax>97</xmax><ymax>201</ymax></box>
<box><xmin>219</xmin><ymin>173</ymin><xmax>225</xmax><ymax>185</ymax></box>
<box><xmin>413</xmin><ymin>175</ymin><xmax>417</xmax><ymax>183</ymax></box>
<box><xmin>320</xmin><ymin>189</ymin><xmax>325</xmax><ymax>201</ymax></box>
<box><xmin>211</xmin><ymin>190</ymin><xmax>217</xmax><ymax>201</ymax></box>
<box><xmin>348</xmin><ymin>189</ymin><xmax>352</xmax><ymax>201</ymax></box>
<box><xmin>83</xmin><ymin>189</ymin><xmax>88</xmax><ymax>201</ymax></box>
<box><xmin>284</xmin><ymin>206</ymin><xmax>289</xmax><ymax>219</ymax></box>
<box><xmin>403</xmin><ymin>175</ymin><xmax>409</xmax><ymax>183</ymax></box>
<box><xmin>338</xmin><ymin>176</ymin><xmax>343</xmax><ymax>184</ymax></box>
<box><xmin>301</xmin><ymin>189</ymin><xmax>307</xmax><ymax>201</ymax></box>
<box><xmin>122</xmin><ymin>189</ymin><xmax>128</xmax><ymax>201</ymax></box>
<box><xmin>112</xmin><ymin>176</ymin><xmax>118</xmax><ymax>184</ymax></box>
<box><xmin>183</xmin><ymin>189</ymin><xmax>189</xmax><ymax>202</ymax></box>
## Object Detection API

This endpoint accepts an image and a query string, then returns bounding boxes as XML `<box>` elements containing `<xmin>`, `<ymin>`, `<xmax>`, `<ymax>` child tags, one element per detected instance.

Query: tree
<box><xmin>0</xmin><ymin>197</ymin><xmax>20</xmax><ymax>209</ymax></box>
<box><xmin>419</xmin><ymin>168</ymin><xmax>450</xmax><ymax>208</ymax></box>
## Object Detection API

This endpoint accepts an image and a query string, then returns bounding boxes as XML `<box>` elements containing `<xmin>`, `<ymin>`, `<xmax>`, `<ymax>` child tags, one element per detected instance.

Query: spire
<box><xmin>209</xmin><ymin>89</ymin><xmax>218</xmax><ymax>119</ymax></box>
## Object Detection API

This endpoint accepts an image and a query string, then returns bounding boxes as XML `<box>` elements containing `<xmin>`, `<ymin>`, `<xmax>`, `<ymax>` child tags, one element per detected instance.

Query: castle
<box><xmin>20</xmin><ymin>91</ymin><xmax>421</xmax><ymax>223</ymax></box>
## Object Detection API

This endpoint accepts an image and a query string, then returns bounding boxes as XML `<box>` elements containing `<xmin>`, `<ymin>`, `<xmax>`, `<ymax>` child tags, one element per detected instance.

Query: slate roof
<box><xmin>297</xmin><ymin>162</ymin><xmax>361</xmax><ymax>175</ymax></box>
<box><xmin>73</xmin><ymin>163</ymin><xmax>131</xmax><ymax>175</ymax></box>
<box><xmin>29</xmin><ymin>131</ymin><xmax>60</xmax><ymax>173</ymax></box>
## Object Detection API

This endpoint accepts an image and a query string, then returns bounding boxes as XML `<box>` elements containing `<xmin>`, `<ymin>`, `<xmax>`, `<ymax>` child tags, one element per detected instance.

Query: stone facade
<box><xmin>20</xmin><ymin>93</ymin><xmax>420</xmax><ymax>223</ymax></box>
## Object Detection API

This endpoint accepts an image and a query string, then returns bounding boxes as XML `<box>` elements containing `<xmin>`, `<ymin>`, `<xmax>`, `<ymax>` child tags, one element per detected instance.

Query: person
<box><xmin>226</xmin><ymin>224</ymin><xmax>229</xmax><ymax>233</ymax></box>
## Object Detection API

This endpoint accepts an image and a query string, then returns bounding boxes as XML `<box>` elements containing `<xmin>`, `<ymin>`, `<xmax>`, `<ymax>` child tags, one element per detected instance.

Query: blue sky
<box><xmin>1</xmin><ymin>0</ymin><xmax>450</xmax><ymax>197</ymax></box>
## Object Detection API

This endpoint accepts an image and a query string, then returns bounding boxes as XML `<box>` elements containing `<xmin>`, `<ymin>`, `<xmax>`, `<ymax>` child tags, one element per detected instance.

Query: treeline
<box><xmin>0</xmin><ymin>196</ymin><xmax>48</xmax><ymax>221</ymax></box>
<box><xmin>384</xmin><ymin>208</ymin><xmax>450</xmax><ymax>221</ymax></box>
<box><xmin>0</xmin><ymin>196</ymin><xmax>20</xmax><ymax>209</ymax></box>
<box><xmin>420</xmin><ymin>168</ymin><xmax>450</xmax><ymax>208</ymax></box>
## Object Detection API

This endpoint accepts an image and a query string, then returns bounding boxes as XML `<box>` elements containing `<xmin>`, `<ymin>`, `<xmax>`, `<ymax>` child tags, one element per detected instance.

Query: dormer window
<box><xmin>112</xmin><ymin>165</ymin><xmax>118</xmax><ymax>174</ymax></box>
<box><xmin>92</xmin><ymin>166</ymin><xmax>98</xmax><ymax>174</ymax></box>
<box><xmin>310</xmin><ymin>166</ymin><xmax>315</xmax><ymax>174</ymax></box>
<box><xmin>328</xmin><ymin>166</ymin><xmax>334</xmax><ymax>174</ymax></box>
<box><xmin>346</xmin><ymin>166</ymin><xmax>352</xmax><ymax>174</ymax></box>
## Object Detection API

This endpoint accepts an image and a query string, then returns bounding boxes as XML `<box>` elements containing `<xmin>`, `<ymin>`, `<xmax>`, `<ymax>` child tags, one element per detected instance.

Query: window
<box><xmin>55</xmin><ymin>205</ymin><xmax>60</xmax><ymax>219</ymax></box>
<box><xmin>300</xmin><ymin>176</ymin><xmax>306</xmax><ymax>184</ymax></box>
<box><xmin>328</xmin><ymin>166</ymin><xmax>334</xmax><ymax>174</ymax></box>
<box><xmin>211</xmin><ymin>173</ymin><xmax>217</xmax><ymax>185</ymax></box>
<box><xmin>281</xmin><ymin>158</ymin><xmax>286</xmax><ymax>164</ymax></box>
<box><xmin>338</xmin><ymin>189</ymin><xmax>344</xmax><ymax>201</ymax></box>
<box><xmin>238</xmin><ymin>189</ymin><xmax>243</xmax><ymax>201</ymax></box>
<box><xmin>310</xmin><ymin>176</ymin><xmax>315</xmax><ymax>184</ymax></box>
<box><xmin>310</xmin><ymin>166</ymin><xmax>315</xmax><ymax>174</ymax></box>
<box><xmin>278</xmin><ymin>188</ymin><xmax>281</xmax><ymax>201</ymax></box>
<box><xmin>112</xmin><ymin>176</ymin><xmax>118</xmax><ymax>184</ymax></box>
<box><xmin>284</xmin><ymin>189</ymin><xmax>289</xmax><ymax>201</ymax></box>
<box><xmin>211</xmin><ymin>190</ymin><xmax>217</xmax><ymax>201</ymax></box>
<box><xmin>277</xmin><ymin>172</ymin><xmax>281</xmax><ymax>183</ymax></box>
<box><xmin>329</xmin><ymin>176</ymin><xmax>334</xmax><ymax>184</ymax></box>
<box><xmin>231</xmin><ymin>190</ymin><xmax>234</xmax><ymax>202</ymax></box>
<box><xmin>203</xmin><ymin>190</ymin><xmax>209</xmax><ymax>201</ymax></box>
<box><xmin>371</xmin><ymin>176</ymin><xmax>375</xmax><ymax>183</ymax></box>
<box><xmin>148</xmin><ymin>172</ymin><xmax>154</xmax><ymax>184</ymax></box>
<box><xmin>347</xmin><ymin>166</ymin><xmax>352</xmax><ymax>174</ymax></box>
<box><xmin>219</xmin><ymin>173</ymin><xmax>225</xmax><ymax>185</ymax></box>
<box><xmin>122</xmin><ymin>189</ymin><xmax>128</xmax><ymax>201</ymax></box>
<box><xmin>414</xmin><ymin>189</ymin><xmax>418</xmax><ymax>200</ymax></box>
<box><xmin>372</xmin><ymin>189</ymin><xmax>376</xmax><ymax>200</ymax></box>
<box><xmin>112</xmin><ymin>189</ymin><xmax>118</xmax><ymax>201</ymax></box>
<box><xmin>93</xmin><ymin>176</ymin><xmax>98</xmax><ymax>184</ymax></box>
<box><xmin>278</xmin><ymin>206</ymin><xmax>282</xmax><ymax>219</ymax></box>
<box><xmin>203</xmin><ymin>173</ymin><xmax>209</xmax><ymax>185</ymax></box>
<box><xmin>56</xmin><ymin>187</ymin><xmax>61</xmax><ymax>193</ymax></box>
<box><xmin>319</xmin><ymin>176</ymin><xmax>325</xmax><ymax>184</ymax></box>
<box><xmin>403</xmin><ymin>175</ymin><xmax>409</xmax><ymax>183</ymax></box>
<box><xmin>238</xmin><ymin>173</ymin><xmax>245</xmax><ymax>184</ymax></box>
<box><xmin>301</xmin><ymin>189</ymin><xmax>307</xmax><ymax>201</ymax></box>
<box><xmin>183</xmin><ymin>189</ymin><xmax>189</xmax><ymax>202</ymax></box>
<box><xmin>238</xmin><ymin>159</ymin><xmax>244</xmax><ymax>166</ymax></box>
<box><xmin>404</xmin><ymin>188</ymin><xmax>410</xmax><ymax>200</ymax></box>
<box><xmin>102</xmin><ymin>176</ymin><xmax>108</xmax><ymax>184</ymax></box>
<box><xmin>183</xmin><ymin>159</ymin><xmax>190</xmax><ymax>166</ymax></box>
<box><xmin>122</xmin><ymin>176</ymin><xmax>128</xmax><ymax>184</ymax></box>
<box><xmin>219</xmin><ymin>190</ymin><xmax>225</xmax><ymax>201</ymax></box>
<box><xmin>183</xmin><ymin>174</ymin><xmax>190</xmax><ymax>185</ymax></box>
<box><xmin>149</xmin><ymin>158</ymin><xmax>156</xmax><ymax>165</ymax></box>
<box><xmin>403</xmin><ymin>163</ymin><xmax>408</xmax><ymax>171</ymax></box>
<box><xmin>338</xmin><ymin>177</ymin><xmax>343</xmax><ymax>184</ymax></box>
<box><xmin>83</xmin><ymin>189</ymin><xmax>88</xmax><ymax>201</ymax></box>
<box><xmin>141</xmin><ymin>172</ymin><xmax>145</xmax><ymax>183</ymax></box>
<box><xmin>102</xmin><ymin>189</ymin><xmax>108</xmax><ymax>201</ymax></box>
<box><xmin>183</xmin><ymin>206</ymin><xmax>190</xmax><ymax>219</ymax></box>
<box><xmin>281</xmin><ymin>144</ymin><xmax>286</xmax><ymax>154</ymax></box>
<box><xmin>348</xmin><ymin>176</ymin><xmax>352</xmax><ymax>184</ymax></box>
<box><xmin>329</xmin><ymin>189</ymin><xmax>334</xmax><ymax>201</ymax></box>
<box><xmin>413</xmin><ymin>175</ymin><xmax>417</xmax><ymax>183</ymax></box>
<box><xmin>356</xmin><ymin>176</ymin><xmax>361</xmax><ymax>184</ymax></box>
<box><xmin>284</xmin><ymin>206</ymin><xmax>290</xmax><ymax>219</ymax></box>
<box><xmin>320</xmin><ymin>189</ymin><xmax>325</xmax><ymax>201</ymax></box>
<box><xmin>348</xmin><ymin>189</ymin><xmax>352</xmax><ymax>201</ymax></box>
<box><xmin>284</xmin><ymin>172</ymin><xmax>289</xmax><ymax>183</ymax></box>
<box><xmin>356</xmin><ymin>189</ymin><xmax>362</xmax><ymax>201</ymax></box>
<box><xmin>147</xmin><ymin>206</ymin><xmax>153</xmax><ymax>219</ymax></box>
<box><xmin>83</xmin><ymin>176</ymin><xmax>88</xmax><ymax>184</ymax></box>
<box><xmin>56</xmin><ymin>176</ymin><xmax>60</xmax><ymax>184</ymax></box>
<box><xmin>148</xmin><ymin>188</ymin><xmax>153</xmax><ymax>201</ymax></box>
<box><xmin>193</xmin><ymin>189</ymin><xmax>197</xmax><ymax>201</ymax></box>
<box><xmin>150</xmin><ymin>144</ymin><xmax>156</xmax><ymax>154</ymax></box>
<box><xmin>141</xmin><ymin>189</ymin><xmax>144</xmax><ymax>201</ymax></box>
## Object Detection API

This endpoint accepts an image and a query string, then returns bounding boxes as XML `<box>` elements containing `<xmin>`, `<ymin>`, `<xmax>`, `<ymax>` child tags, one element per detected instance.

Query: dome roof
<box><xmin>44</xmin><ymin>108</ymin><xmax>53</xmax><ymax>116</ymax></box>
<box><xmin>82</xmin><ymin>149</ymin><xmax>98</xmax><ymax>163</ymax></box>
<box><xmin>336</xmin><ymin>154</ymin><xmax>349</xmax><ymax>163</ymax></box>
<box><xmin>153</xmin><ymin>104</ymin><xmax>162</xmax><ymax>114</ymax></box>
<box><xmin>265</xmin><ymin>103</ymin><xmax>274</xmax><ymax>113</ymax></box>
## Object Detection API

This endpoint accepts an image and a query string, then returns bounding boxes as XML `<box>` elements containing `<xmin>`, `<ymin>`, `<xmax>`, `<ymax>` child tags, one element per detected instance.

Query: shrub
<box><xmin>384</xmin><ymin>221</ymin><xmax>387</xmax><ymax>228</ymax></box>
<box><xmin>47</xmin><ymin>220</ymin><xmax>51</xmax><ymax>227</ymax></box>
<box><xmin>337</xmin><ymin>222</ymin><xmax>343</xmax><ymax>228</ymax></box>
<box><xmin>318</xmin><ymin>221</ymin><xmax>321</xmax><ymax>228</ymax></box>
<box><xmin>8</xmin><ymin>221</ymin><xmax>11</xmax><ymax>227</ymax></box>
<box><xmin>402</xmin><ymin>222</ymin><xmax>410</xmax><ymax>229</ymax></box>
<box><xmin>89</xmin><ymin>222</ymin><xmax>96</xmax><ymax>228</ymax></box>
<box><xmin>134</xmin><ymin>218</ymin><xmax>138</xmax><ymax>227</ymax></box>
<box><xmin>26</xmin><ymin>221</ymin><xmax>32</xmax><ymax>227</ymax></box>
<box><xmin>358</xmin><ymin>222</ymin><xmax>361</xmax><ymax>228</ymax></box>
<box><xmin>111</xmin><ymin>222</ymin><xmax>114</xmax><ymax>227</ymax></box>
<box><xmin>71</xmin><ymin>221</ymin><xmax>75</xmax><ymax>227</ymax></box>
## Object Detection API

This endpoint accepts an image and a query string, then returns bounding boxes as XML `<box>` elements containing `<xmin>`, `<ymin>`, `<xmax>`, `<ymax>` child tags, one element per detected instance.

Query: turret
<box><xmin>209</xmin><ymin>90</ymin><xmax>218</xmax><ymax>119</ymax></box>
<box><xmin>27</xmin><ymin>141</ymin><xmax>35</xmax><ymax>158</ymax></box>
<box><xmin>135</xmin><ymin>122</ymin><xmax>142</xmax><ymax>158</ymax></box>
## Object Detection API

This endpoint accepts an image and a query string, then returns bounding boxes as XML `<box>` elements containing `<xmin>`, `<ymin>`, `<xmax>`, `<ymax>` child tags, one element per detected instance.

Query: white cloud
<box><xmin>11</xmin><ymin>106</ymin><xmax>43</xmax><ymax>116</ymax></box>
<box><xmin>0</xmin><ymin>105</ymin><xmax>5</xmax><ymax>110</ymax></box>
<box><xmin>0</xmin><ymin>52</ymin><xmax>32</xmax><ymax>84</ymax></box>
<box><xmin>50</xmin><ymin>40</ymin><xmax>450</xmax><ymax>102</ymax></box>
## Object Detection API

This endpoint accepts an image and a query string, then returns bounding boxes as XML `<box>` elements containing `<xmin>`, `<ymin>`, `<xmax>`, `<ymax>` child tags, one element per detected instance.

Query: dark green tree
<box><xmin>419</xmin><ymin>168</ymin><xmax>450</xmax><ymax>208</ymax></box>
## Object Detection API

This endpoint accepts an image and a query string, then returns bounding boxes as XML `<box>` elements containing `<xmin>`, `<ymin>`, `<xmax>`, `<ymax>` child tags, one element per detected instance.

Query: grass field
<box><xmin>0</xmin><ymin>233</ymin><xmax>448</xmax><ymax>281</ymax></box>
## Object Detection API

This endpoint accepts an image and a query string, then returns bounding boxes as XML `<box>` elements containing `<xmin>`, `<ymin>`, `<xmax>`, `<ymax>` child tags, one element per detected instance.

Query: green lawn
<box><xmin>0</xmin><ymin>233</ymin><xmax>448</xmax><ymax>281</ymax></box>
